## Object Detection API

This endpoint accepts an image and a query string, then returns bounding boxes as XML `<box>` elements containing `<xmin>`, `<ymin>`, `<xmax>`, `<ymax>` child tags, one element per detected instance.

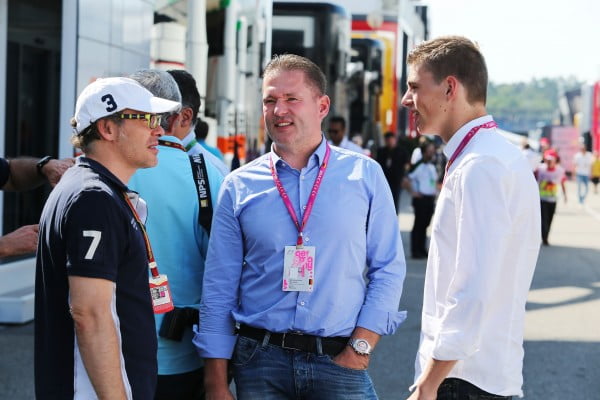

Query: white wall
<box><xmin>59</xmin><ymin>0</ymin><xmax>155</xmax><ymax>150</ymax></box>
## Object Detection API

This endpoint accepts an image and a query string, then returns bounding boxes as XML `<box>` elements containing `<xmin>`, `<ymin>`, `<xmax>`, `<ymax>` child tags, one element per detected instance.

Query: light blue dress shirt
<box><xmin>194</xmin><ymin>136</ymin><xmax>407</xmax><ymax>359</ymax></box>
<box><xmin>129</xmin><ymin>135</ymin><xmax>224</xmax><ymax>374</ymax></box>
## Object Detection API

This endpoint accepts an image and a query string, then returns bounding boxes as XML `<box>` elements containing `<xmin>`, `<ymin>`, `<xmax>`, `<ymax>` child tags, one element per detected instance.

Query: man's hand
<box><xmin>42</xmin><ymin>158</ymin><xmax>75</xmax><ymax>187</ymax></box>
<box><xmin>332</xmin><ymin>346</ymin><xmax>370</xmax><ymax>370</ymax></box>
<box><xmin>406</xmin><ymin>386</ymin><xmax>437</xmax><ymax>400</ymax></box>
<box><xmin>204</xmin><ymin>359</ymin><xmax>235</xmax><ymax>400</ymax></box>
<box><xmin>0</xmin><ymin>224</ymin><xmax>39</xmax><ymax>257</ymax></box>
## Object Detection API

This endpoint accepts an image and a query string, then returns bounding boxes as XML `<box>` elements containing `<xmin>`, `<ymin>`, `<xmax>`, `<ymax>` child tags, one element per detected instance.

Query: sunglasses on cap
<box><xmin>120</xmin><ymin>113</ymin><xmax>162</xmax><ymax>129</ymax></box>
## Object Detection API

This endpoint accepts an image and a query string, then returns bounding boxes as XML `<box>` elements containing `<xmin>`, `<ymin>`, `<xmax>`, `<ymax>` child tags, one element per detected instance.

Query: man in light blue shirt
<box><xmin>129</xmin><ymin>70</ymin><xmax>224</xmax><ymax>400</ymax></box>
<box><xmin>195</xmin><ymin>54</ymin><xmax>406</xmax><ymax>400</ymax></box>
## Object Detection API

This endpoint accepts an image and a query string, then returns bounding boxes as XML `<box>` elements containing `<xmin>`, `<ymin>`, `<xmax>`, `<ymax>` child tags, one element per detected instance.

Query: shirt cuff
<box><xmin>192</xmin><ymin>325</ymin><xmax>238</xmax><ymax>359</ymax></box>
<box><xmin>356</xmin><ymin>306</ymin><xmax>407</xmax><ymax>335</ymax></box>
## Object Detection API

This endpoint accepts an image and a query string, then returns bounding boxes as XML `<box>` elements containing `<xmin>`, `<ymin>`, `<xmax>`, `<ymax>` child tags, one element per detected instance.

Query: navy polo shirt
<box><xmin>0</xmin><ymin>157</ymin><xmax>9</xmax><ymax>187</ymax></box>
<box><xmin>34</xmin><ymin>157</ymin><xmax>157</xmax><ymax>399</ymax></box>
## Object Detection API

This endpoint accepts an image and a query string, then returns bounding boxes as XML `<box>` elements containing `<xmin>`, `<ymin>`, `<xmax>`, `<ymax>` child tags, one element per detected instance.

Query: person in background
<box><xmin>536</xmin><ymin>149</ymin><xmax>567</xmax><ymax>246</ymax></box>
<box><xmin>591</xmin><ymin>151</ymin><xmax>600</xmax><ymax>194</ymax></box>
<box><xmin>410</xmin><ymin>135</ymin><xmax>430</xmax><ymax>166</ymax></box>
<box><xmin>401</xmin><ymin>36</ymin><xmax>540</xmax><ymax>399</ymax></box>
<box><xmin>129</xmin><ymin>69</ymin><xmax>224</xmax><ymax>400</ymax></box>
<box><xmin>327</xmin><ymin>115</ymin><xmax>365</xmax><ymax>154</ymax></box>
<box><xmin>35</xmin><ymin>77</ymin><xmax>180</xmax><ymax>399</ymax></box>
<box><xmin>196</xmin><ymin>54</ymin><xmax>406</xmax><ymax>400</ymax></box>
<box><xmin>573</xmin><ymin>144</ymin><xmax>593</xmax><ymax>204</ymax></box>
<box><xmin>167</xmin><ymin>69</ymin><xmax>230</xmax><ymax>177</ymax></box>
<box><xmin>521</xmin><ymin>138</ymin><xmax>541</xmax><ymax>171</ymax></box>
<box><xmin>0</xmin><ymin>155</ymin><xmax>73</xmax><ymax>258</ymax></box>
<box><xmin>194</xmin><ymin>118</ymin><xmax>225</xmax><ymax>161</ymax></box>
<box><xmin>352</xmin><ymin>133</ymin><xmax>371</xmax><ymax>156</ymax></box>
<box><xmin>376</xmin><ymin>131</ymin><xmax>409</xmax><ymax>213</ymax></box>
<box><xmin>404</xmin><ymin>141</ymin><xmax>438</xmax><ymax>259</ymax></box>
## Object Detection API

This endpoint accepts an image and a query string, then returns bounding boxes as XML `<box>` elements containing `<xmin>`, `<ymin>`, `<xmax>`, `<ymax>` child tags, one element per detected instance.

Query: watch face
<box><xmin>353</xmin><ymin>339</ymin><xmax>371</xmax><ymax>354</ymax></box>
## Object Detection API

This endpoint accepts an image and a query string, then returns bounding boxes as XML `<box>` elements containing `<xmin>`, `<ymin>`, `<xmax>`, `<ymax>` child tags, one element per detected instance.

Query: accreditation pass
<box><xmin>282</xmin><ymin>245</ymin><xmax>315</xmax><ymax>292</ymax></box>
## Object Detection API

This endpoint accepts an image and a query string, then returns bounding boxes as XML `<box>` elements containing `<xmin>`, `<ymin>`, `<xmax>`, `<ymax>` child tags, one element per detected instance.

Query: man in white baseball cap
<box><xmin>35</xmin><ymin>77</ymin><xmax>180</xmax><ymax>399</ymax></box>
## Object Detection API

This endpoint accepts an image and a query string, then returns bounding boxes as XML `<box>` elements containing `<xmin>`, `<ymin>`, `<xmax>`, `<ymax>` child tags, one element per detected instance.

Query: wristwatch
<box><xmin>348</xmin><ymin>338</ymin><xmax>372</xmax><ymax>355</ymax></box>
<box><xmin>36</xmin><ymin>156</ymin><xmax>53</xmax><ymax>176</ymax></box>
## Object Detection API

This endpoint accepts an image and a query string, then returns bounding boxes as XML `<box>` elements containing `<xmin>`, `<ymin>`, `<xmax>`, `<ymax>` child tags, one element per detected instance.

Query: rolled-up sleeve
<box><xmin>357</xmin><ymin>163</ymin><xmax>407</xmax><ymax>335</ymax></box>
<box><xmin>194</xmin><ymin>179</ymin><xmax>242</xmax><ymax>359</ymax></box>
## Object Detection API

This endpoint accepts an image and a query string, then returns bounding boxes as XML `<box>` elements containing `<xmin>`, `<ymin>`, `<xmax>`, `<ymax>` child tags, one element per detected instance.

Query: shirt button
<box><xmin>301</xmin><ymin>175</ymin><xmax>305</xmax><ymax>180</ymax></box>
<box><xmin>302</xmin><ymin>205</ymin><xmax>306</xmax><ymax>210</ymax></box>
<box><xmin>300</xmin><ymin>301</ymin><xmax>305</xmax><ymax>306</ymax></box>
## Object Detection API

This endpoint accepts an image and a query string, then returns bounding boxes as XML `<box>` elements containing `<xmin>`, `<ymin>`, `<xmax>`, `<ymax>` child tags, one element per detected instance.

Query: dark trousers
<box><xmin>155</xmin><ymin>368</ymin><xmax>205</xmax><ymax>400</ymax></box>
<box><xmin>437</xmin><ymin>378</ymin><xmax>512</xmax><ymax>399</ymax></box>
<box><xmin>540</xmin><ymin>200</ymin><xmax>557</xmax><ymax>243</ymax></box>
<box><xmin>411</xmin><ymin>195</ymin><xmax>435</xmax><ymax>257</ymax></box>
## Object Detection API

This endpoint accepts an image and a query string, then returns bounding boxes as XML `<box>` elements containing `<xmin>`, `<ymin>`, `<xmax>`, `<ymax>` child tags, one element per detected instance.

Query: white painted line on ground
<box><xmin>584</xmin><ymin>204</ymin><xmax>600</xmax><ymax>222</ymax></box>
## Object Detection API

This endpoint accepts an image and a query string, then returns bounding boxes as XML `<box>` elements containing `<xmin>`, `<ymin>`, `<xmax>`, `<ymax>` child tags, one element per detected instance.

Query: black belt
<box><xmin>237</xmin><ymin>324</ymin><xmax>348</xmax><ymax>356</ymax></box>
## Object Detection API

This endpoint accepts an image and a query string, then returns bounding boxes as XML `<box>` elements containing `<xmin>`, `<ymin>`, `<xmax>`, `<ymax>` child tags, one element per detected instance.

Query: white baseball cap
<box><xmin>71</xmin><ymin>77</ymin><xmax>181</xmax><ymax>134</ymax></box>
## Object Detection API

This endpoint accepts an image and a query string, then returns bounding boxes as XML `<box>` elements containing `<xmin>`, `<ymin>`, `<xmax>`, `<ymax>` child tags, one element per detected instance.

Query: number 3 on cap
<box><xmin>101</xmin><ymin>94</ymin><xmax>117</xmax><ymax>112</ymax></box>
<box><xmin>83</xmin><ymin>230</ymin><xmax>102</xmax><ymax>260</ymax></box>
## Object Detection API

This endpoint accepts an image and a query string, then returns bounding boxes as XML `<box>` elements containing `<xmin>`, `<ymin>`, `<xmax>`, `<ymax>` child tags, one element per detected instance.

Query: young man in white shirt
<box><xmin>401</xmin><ymin>36</ymin><xmax>541</xmax><ymax>400</ymax></box>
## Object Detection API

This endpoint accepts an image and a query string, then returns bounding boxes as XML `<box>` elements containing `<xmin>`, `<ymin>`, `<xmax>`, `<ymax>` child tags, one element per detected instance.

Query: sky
<box><xmin>425</xmin><ymin>0</ymin><xmax>600</xmax><ymax>84</ymax></box>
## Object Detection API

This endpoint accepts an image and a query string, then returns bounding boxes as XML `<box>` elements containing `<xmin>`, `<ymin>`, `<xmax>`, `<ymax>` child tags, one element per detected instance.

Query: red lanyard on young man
<box><xmin>269</xmin><ymin>144</ymin><xmax>331</xmax><ymax>248</ymax></box>
<box><xmin>443</xmin><ymin>121</ymin><xmax>497</xmax><ymax>184</ymax></box>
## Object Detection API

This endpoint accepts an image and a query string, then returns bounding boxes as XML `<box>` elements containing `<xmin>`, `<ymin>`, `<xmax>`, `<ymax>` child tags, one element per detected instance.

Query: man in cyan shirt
<box><xmin>128</xmin><ymin>69</ymin><xmax>224</xmax><ymax>399</ymax></box>
<box><xmin>402</xmin><ymin>36</ymin><xmax>540</xmax><ymax>399</ymax></box>
<box><xmin>195</xmin><ymin>54</ymin><xmax>407</xmax><ymax>399</ymax></box>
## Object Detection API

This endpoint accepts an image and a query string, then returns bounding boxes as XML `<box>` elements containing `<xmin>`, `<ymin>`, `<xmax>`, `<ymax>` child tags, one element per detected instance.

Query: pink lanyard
<box><xmin>270</xmin><ymin>144</ymin><xmax>331</xmax><ymax>247</ymax></box>
<box><xmin>443</xmin><ymin>121</ymin><xmax>497</xmax><ymax>183</ymax></box>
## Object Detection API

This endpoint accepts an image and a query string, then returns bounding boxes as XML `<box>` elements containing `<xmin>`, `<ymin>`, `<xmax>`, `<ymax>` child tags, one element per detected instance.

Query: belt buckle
<box><xmin>280</xmin><ymin>332</ymin><xmax>301</xmax><ymax>351</ymax></box>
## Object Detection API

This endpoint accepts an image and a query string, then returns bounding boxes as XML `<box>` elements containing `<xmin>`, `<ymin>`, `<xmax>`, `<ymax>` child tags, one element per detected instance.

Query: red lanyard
<box><xmin>443</xmin><ymin>121</ymin><xmax>497</xmax><ymax>183</ymax></box>
<box><xmin>123</xmin><ymin>193</ymin><xmax>161</xmax><ymax>278</ymax></box>
<box><xmin>270</xmin><ymin>144</ymin><xmax>331</xmax><ymax>247</ymax></box>
<box><xmin>158</xmin><ymin>139</ymin><xmax>186</xmax><ymax>152</ymax></box>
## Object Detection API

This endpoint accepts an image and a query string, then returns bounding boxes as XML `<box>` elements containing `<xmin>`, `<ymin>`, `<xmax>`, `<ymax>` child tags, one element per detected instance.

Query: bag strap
<box><xmin>189</xmin><ymin>153</ymin><xmax>213</xmax><ymax>234</ymax></box>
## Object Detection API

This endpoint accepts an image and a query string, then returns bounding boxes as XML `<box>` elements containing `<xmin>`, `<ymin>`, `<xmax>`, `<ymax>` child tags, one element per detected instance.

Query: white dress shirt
<box><xmin>414</xmin><ymin>115</ymin><xmax>541</xmax><ymax>397</ymax></box>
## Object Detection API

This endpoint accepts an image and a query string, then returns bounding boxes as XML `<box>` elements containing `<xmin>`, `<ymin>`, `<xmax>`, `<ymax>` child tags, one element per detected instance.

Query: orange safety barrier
<box><xmin>217</xmin><ymin>135</ymin><xmax>247</xmax><ymax>160</ymax></box>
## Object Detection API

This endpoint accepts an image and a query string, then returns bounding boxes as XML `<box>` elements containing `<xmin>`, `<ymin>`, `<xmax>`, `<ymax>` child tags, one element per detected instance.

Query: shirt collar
<box><xmin>443</xmin><ymin>115</ymin><xmax>494</xmax><ymax>158</ymax></box>
<box><xmin>77</xmin><ymin>156</ymin><xmax>128</xmax><ymax>192</ymax></box>
<box><xmin>269</xmin><ymin>134</ymin><xmax>327</xmax><ymax>169</ymax></box>
<box><xmin>181</xmin><ymin>129</ymin><xmax>196</xmax><ymax>147</ymax></box>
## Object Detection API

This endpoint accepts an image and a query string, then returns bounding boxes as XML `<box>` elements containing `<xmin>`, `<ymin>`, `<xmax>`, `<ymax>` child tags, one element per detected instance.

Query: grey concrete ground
<box><xmin>1</xmin><ymin>181</ymin><xmax>599</xmax><ymax>399</ymax></box>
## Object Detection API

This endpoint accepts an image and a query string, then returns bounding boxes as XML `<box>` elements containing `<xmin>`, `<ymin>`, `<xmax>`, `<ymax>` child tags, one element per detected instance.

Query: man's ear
<box><xmin>319</xmin><ymin>95</ymin><xmax>330</xmax><ymax>118</ymax></box>
<box><xmin>178</xmin><ymin>108</ymin><xmax>194</xmax><ymax>129</ymax></box>
<box><xmin>96</xmin><ymin>118</ymin><xmax>118</xmax><ymax>142</ymax></box>
<box><xmin>445</xmin><ymin>76</ymin><xmax>459</xmax><ymax>98</ymax></box>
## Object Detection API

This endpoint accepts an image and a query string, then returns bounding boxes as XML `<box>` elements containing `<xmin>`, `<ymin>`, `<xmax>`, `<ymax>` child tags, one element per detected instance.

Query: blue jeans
<box><xmin>577</xmin><ymin>174</ymin><xmax>589</xmax><ymax>203</ymax></box>
<box><xmin>232</xmin><ymin>335</ymin><xmax>378</xmax><ymax>400</ymax></box>
<box><xmin>437</xmin><ymin>378</ymin><xmax>512</xmax><ymax>400</ymax></box>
